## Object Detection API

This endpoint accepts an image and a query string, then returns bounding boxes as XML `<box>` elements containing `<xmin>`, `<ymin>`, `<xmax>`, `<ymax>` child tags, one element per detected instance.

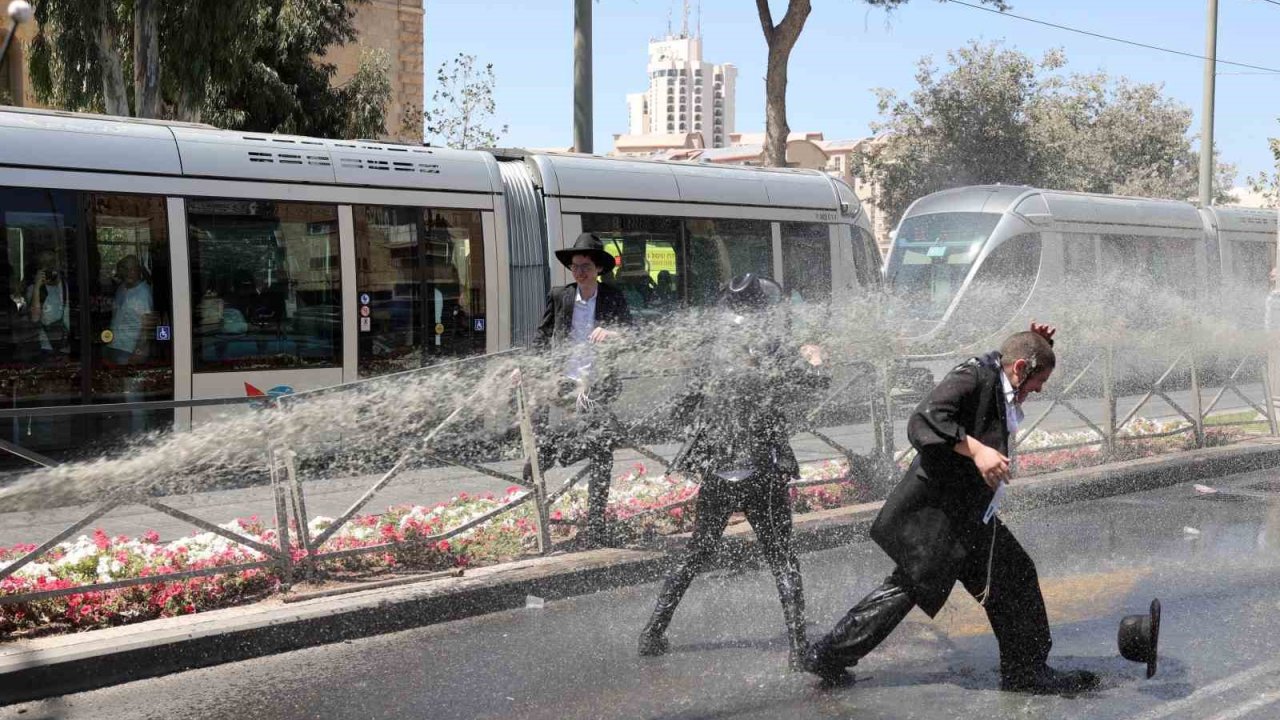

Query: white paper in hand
<box><xmin>983</xmin><ymin>482</ymin><xmax>1007</xmax><ymax>524</ymax></box>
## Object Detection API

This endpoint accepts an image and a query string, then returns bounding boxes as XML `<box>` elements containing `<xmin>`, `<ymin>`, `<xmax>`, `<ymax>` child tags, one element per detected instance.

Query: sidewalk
<box><xmin>3</xmin><ymin>436</ymin><xmax>1280</xmax><ymax>705</ymax></box>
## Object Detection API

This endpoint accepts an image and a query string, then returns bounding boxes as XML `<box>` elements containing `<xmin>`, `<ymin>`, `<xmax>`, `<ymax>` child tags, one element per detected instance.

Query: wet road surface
<box><xmin>6</xmin><ymin>467</ymin><xmax>1280</xmax><ymax>719</ymax></box>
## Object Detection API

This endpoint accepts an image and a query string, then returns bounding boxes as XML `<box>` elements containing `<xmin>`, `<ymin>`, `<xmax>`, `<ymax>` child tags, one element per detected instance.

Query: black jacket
<box><xmin>535</xmin><ymin>282</ymin><xmax>632</xmax><ymax>348</ymax></box>
<box><xmin>869</xmin><ymin>351</ymin><xmax>1010</xmax><ymax>616</ymax></box>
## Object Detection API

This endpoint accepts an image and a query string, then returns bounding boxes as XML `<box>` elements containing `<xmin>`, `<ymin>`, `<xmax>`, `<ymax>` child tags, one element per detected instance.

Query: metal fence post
<box><xmin>1189</xmin><ymin>348</ymin><xmax>1205</xmax><ymax>448</ymax></box>
<box><xmin>282</xmin><ymin>449</ymin><xmax>315</xmax><ymax>580</ymax></box>
<box><xmin>1262</xmin><ymin>351</ymin><xmax>1279</xmax><ymax>436</ymax></box>
<box><xmin>515</xmin><ymin>382</ymin><xmax>552</xmax><ymax>555</ymax></box>
<box><xmin>1102</xmin><ymin>344</ymin><xmax>1117</xmax><ymax>455</ymax></box>
<box><xmin>267</xmin><ymin>449</ymin><xmax>294</xmax><ymax>589</ymax></box>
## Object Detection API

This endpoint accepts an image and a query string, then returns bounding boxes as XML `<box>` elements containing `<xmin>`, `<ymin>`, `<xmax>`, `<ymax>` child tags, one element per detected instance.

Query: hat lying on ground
<box><xmin>554</xmin><ymin>233</ymin><xmax>616</xmax><ymax>272</ymax></box>
<box><xmin>1118</xmin><ymin>598</ymin><xmax>1161</xmax><ymax>678</ymax></box>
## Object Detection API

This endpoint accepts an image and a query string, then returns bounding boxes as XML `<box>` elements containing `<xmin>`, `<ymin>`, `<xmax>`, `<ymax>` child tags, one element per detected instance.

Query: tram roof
<box><xmin>903</xmin><ymin>184</ymin><xmax>1215</xmax><ymax>234</ymax></box>
<box><xmin>0</xmin><ymin>106</ymin><xmax>501</xmax><ymax>194</ymax></box>
<box><xmin>528</xmin><ymin>153</ymin><xmax>844</xmax><ymax>212</ymax></box>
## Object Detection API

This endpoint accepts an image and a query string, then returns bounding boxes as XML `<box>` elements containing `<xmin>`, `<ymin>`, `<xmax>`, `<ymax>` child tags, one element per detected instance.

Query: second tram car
<box><xmin>0</xmin><ymin>107</ymin><xmax>878</xmax><ymax>463</ymax></box>
<box><xmin>884</xmin><ymin>184</ymin><xmax>1279</xmax><ymax>348</ymax></box>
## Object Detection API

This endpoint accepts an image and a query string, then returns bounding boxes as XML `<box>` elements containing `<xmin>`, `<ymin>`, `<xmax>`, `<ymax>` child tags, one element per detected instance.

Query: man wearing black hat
<box><xmin>803</xmin><ymin>325</ymin><xmax>1101</xmax><ymax>695</ymax></box>
<box><xmin>532</xmin><ymin>232</ymin><xmax>633</xmax><ymax>547</ymax></box>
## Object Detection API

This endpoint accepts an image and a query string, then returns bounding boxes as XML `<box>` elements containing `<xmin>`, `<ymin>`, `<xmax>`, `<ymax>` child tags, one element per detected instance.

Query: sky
<box><xmin>422</xmin><ymin>0</ymin><xmax>1280</xmax><ymax>180</ymax></box>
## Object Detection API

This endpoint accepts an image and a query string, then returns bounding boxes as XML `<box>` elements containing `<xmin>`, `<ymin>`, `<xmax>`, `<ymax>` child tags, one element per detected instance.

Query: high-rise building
<box><xmin>619</xmin><ymin>25</ymin><xmax>736</xmax><ymax>152</ymax></box>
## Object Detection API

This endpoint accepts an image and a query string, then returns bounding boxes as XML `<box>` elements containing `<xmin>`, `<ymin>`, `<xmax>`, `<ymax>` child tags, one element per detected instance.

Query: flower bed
<box><xmin>0</xmin><ymin>417</ymin><xmax>1252</xmax><ymax>638</ymax></box>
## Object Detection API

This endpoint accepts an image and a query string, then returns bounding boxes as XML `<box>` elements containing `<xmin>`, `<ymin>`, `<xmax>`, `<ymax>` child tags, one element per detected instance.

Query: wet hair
<box><xmin>999</xmin><ymin>331</ymin><xmax>1055</xmax><ymax>376</ymax></box>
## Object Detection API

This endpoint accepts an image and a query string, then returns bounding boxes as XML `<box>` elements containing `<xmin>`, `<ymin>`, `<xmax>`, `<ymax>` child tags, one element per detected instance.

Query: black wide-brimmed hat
<box><xmin>554</xmin><ymin>233</ymin><xmax>616</xmax><ymax>272</ymax></box>
<box><xmin>1118</xmin><ymin>598</ymin><xmax>1161</xmax><ymax>678</ymax></box>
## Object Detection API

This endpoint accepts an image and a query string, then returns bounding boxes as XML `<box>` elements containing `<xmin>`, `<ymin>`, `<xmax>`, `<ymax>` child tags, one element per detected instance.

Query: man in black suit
<box><xmin>803</xmin><ymin>325</ymin><xmax>1100</xmax><ymax>695</ymax></box>
<box><xmin>532</xmin><ymin>233</ymin><xmax>632</xmax><ymax>547</ymax></box>
<box><xmin>637</xmin><ymin>274</ymin><xmax>822</xmax><ymax>669</ymax></box>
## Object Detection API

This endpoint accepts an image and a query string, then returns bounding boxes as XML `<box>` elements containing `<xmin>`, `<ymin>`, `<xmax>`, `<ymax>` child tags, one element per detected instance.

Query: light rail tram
<box><xmin>0</xmin><ymin>107</ymin><xmax>879</xmax><ymax>464</ymax></box>
<box><xmin>884</xmin><ymin>184</ymin><xmax>1279</xmax><ymax>350</ymax></box>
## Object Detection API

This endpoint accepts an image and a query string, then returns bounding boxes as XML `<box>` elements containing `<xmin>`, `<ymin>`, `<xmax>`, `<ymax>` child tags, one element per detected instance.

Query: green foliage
<box><xmin>859</xmin><ymin>41</ymin><xmax>1237</xmax><ymax>226</ymax></box>
<box><xmin>27</xmin><ymin>0</ymin><xmax>391</xmax><ymax>139</ymax></box>
<box><xmin>423</xmin><ymin>53</ymin><xmax>508</xmax><ymax>150</ymax></box>
<box><xmin>1245</xmin><ymin>137</ymin><xmax>1280</xmax><ymax>208</ymax></box>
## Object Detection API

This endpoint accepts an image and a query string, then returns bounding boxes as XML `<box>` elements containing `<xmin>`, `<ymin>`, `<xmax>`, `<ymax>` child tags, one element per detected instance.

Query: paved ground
<box><xmin>7</xmin><ymin>467</ymin><xmax>1279</xmax><ymax>719</ymax></box>
<box><xmin>0</xmin><ymin>383</ymin><xmax>1259</xmax><ymax>548</ymax></box>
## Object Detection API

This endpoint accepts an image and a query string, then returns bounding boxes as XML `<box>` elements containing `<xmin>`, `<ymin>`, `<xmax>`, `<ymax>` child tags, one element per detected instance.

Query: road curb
<box><xmin>3</xmin><ymin>438</ymin><xmax>1280</xmax><ymax>705</ymax></box>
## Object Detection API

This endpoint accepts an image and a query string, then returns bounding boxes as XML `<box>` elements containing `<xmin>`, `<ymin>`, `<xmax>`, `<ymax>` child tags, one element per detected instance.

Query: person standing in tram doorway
<box><xmin>803</xmin><ymin>325</ymin><xmax>1101</xmax><ymax>695</ymax></box>
<box><xmin>531</xmin><ymin>232</ymin><xmax>633</xmax><ymax>548</ymax></box>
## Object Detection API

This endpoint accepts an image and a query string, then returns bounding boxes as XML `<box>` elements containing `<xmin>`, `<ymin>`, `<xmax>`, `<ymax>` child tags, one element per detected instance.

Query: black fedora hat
<box><xmin>1118</xmin><ymin>598</ymin><xmax>1161</xmax><ymax>678</ymax></box>
<box><xmin>554</xmin><ymin>233</ymin><xmax>616</xmax><ymax>272</ymax></box>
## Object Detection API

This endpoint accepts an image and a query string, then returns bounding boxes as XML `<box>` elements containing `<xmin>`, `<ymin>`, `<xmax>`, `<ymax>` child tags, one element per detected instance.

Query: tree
<box><xmin>423</xmin><ymin>53</ymin><xmax>508</xmax><ymax>149</ymax></box>
<box><xmin>753</xmin><ymin>0</ymin><xmax>1007</xmax><ymax>167</ymax></box>
<box><xmin>1246</xmin><ymin>136</ymin><xmax>1280</xmax><ymax>208</ymax></box>
<box><xmin>859</xmin><ymin>41</ymin><xmax>1236</xmax><ymax>226</ymax></box>
<box><xmin>27</xmin><ymin>0</ymin><xmax>391</xmax><ymax>139</ymax></box>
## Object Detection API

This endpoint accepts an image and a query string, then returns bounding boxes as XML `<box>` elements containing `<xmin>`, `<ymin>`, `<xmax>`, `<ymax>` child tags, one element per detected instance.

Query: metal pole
<box><xmin>573</xmin><ymin>0</ymin><xmax>593</xmax><ymax>154</ymax></box>
<box><xmin>1198</xmin><ymin>0</ymin><xmax>1219</xmax><ymax>207</ymax></box>
<box><xmin>1190</xmin><ymin>349</ymin><xmax>1205</xmax><ymax>448</ymax></box>
<box><xmin>515</xmin><ymin>383</ymin><xmax>552</xmax><ymax>554</ymax></box>
<box><xmin>0</xmin><ymin>21</ymin><xmax>17</xmax><ymax>71</ymax></box>
<box><xmin>1103</xmin><ymin>345</ymin><xmax>1117</xmax><ymax>455</ymax></box>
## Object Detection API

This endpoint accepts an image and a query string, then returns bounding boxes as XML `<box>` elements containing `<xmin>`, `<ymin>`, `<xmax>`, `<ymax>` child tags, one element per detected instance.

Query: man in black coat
<box><xmin>531</xmin><ymin>232</ymin><xmax>633</xmax><ymax>547</ymax></box>
<box><xmin>803</xmin><ymin>326</ymin><xmax>1100</xmax><ymax>695</ymax></box>
<box><xmin>637</xmin><ymin>274</ymin><xmax>822</xmax><ymax>669</ymax></box>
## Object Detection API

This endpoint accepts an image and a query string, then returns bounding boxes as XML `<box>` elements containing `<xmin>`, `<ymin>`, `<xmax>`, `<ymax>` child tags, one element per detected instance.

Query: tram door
<box><xmin>0</xmin><ymin>188</ymin><xmax>174</xmax><ymax>463</ymax></box>
<box><xmin>352</xmin><ymin>205</ymin><xmax>487</xmax><ymax>378</ymax></box>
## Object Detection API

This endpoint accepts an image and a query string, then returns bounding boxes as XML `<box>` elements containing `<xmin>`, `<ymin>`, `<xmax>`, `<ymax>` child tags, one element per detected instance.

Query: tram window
<box><xmin>1063</xmin><ymin>234</ymin><xmax>1097</xmax><ymax>284</ymax></box>
<box><xmin>582</xmin><ymin>214</ymin><xmax>682</xmax><ymax>320</ymax></box>
<box><xmin>684</xmin><ymin>218</ymin><xmax>773</xmax><ymax>307</ymax></box>
<box><xmin>88</xmin><ymin>194</ymin><xmax>173</xmax><ymax>437</ymax></box>
<box><xmin>1100</xmin><ymin>235</ymin><xmax>1198</xmax><ymax>298</ymax></box>
<box><xmin>353</xmin><ymin>205</ymin><xmax>486</xmax><ymax>377</ymax></box>
<box><xmin>188</xmin><ymin>200</ymin><xmax>341</xmax><ymax>372</ymax></box>
<box><xmin>853</xmin><ymin>226</ymin><xmax>882</xmax><ymax>288</ymax></box>
<box><xmin>949</xmin><ymin>233</ymin><xmax>1042</xmax><ymax>342</ymax></box>
<box><xmin>0</xmin><ymin>187</ymin><xmax>82</xmax><ymax>455</ymax></box>
<box><xmin>780</xmin><ymin>222</ymin><xmax>832</xmax><ymax>301</ymax></box>
<box><xmin>887</xmin><ymin>212</ymin><xmax>1000</xmax><ymax>322</ymax></box>
<box><xmin>1228</xmin><ymin>240</ymin><xmax>1273</xmax><ymax>290</ymax></box>
<box><xmin>0</xmin><ymin>187</ymin><xmax>174</xmax><ymax>460</ymax></box>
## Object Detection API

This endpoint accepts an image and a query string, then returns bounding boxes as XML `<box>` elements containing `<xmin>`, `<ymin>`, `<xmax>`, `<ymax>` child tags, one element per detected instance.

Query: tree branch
<box><xmin>755</xmin><ymin>0</ymin><xmax>775</xmax><ymax>44</ymax></box>
<box><xmin>775</xmin><ymin>0</ymin><xmax>812</xmax><ymax>52</ymax></box>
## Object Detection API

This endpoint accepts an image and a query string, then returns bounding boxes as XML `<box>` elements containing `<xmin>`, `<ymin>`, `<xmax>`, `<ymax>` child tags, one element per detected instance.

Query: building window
<box><xmin>189</xmin><ymin>200</ymin><xmax>341</xmax><ymax>372</ymax></box>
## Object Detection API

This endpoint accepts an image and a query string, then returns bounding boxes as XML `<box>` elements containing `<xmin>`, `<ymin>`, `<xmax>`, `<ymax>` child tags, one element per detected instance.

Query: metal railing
<box><xmin>2</xmin><ymin>342</ymin><xmax>1275</xmax><ymax>608</ymax></box>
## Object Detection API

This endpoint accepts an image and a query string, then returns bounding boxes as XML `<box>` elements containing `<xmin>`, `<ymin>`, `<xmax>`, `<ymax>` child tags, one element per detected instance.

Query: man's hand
<box><xmin>956</xmin><ymin>435</ymin><xmax>1011</xmax><ymax>489</ymax></box>
<box><xmin>799</xmin><ymin>343</ymin><xmax>825</xmax><ymax>367</ymax></box>
<box><xmin>1029</xmin><ymin>321</ymin><xmax>1056</xmax><ymax>344</ymax></box>
<box><xmin>589</xmin><ymin>327</ymin><xmax>618</xmax><ymax>344</ymax></box>
<box><xmin>972</xmin><ymin>445</ymin><xmax>1011</xmax><ymax>489</ymax></box>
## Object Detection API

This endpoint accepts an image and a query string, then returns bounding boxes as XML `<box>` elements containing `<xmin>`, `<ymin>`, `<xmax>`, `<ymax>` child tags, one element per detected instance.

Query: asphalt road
<box><xmin>0</xmin><ymin>383</ymin><xmax>1261</xmax><ymax>548</ymax></box>
<box><xmin>7</xmin><ymin>468</ymin><xmax>1280</xmax><ymax>719</ymax></box>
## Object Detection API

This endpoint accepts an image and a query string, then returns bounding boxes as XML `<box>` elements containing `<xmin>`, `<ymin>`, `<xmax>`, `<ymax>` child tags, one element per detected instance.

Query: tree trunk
<box><xmin>755</xmin><ymin>0</ymin><xmax>811</xmax><ymax>168</ymax></box>
<box><xmin>95</xmin><ymin>0</ymin><xmax>129</xmax><ymax>116</ymax></box>
<box><xmin>133</xmin><ymin>0</ymin><xmax>161</xmax><ymax>118</ymax></box>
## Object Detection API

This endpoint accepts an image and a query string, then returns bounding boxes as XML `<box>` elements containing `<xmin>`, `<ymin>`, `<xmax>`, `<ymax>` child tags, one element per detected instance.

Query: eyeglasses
<box><xmin>569</xmin><ymin>263</ymin><xmax>597</xmax><ymax>273</ymax></box>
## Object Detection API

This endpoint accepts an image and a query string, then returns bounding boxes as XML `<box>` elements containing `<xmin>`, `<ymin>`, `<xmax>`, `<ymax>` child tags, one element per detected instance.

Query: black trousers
<box><xmin>815</xmin><ymin>521</ymin><xmax>1052</xmax><ymax>676</ymax></box>
<box><xmin>529</xmin><ymin>407</ymin><xmax>616</xmax><ymax>545</ymax></box>
<box><xmin>642</xmin><ymin>475</ymin><xmax>805</xmax><ymax>648</ymax></box>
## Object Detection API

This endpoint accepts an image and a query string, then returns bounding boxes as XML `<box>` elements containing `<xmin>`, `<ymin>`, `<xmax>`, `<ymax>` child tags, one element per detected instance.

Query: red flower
<box><xmin>142</xmin><ymin>530</ymin><xmax>160</xmax><ymax>544</ymax></box>
<box><xmin>92</xmin><ymin>529</ymin><xmax>111</xmax><ymax>551</ymax></box>
<box><xmin>436</xmin><ymin>540</ymin><xmax>451</xmax><ymax>553</ymax></box>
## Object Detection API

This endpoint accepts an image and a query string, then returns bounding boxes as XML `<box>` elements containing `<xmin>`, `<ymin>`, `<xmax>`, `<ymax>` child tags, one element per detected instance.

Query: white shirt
<box><xmin>565</xmin><ymin>286</ymin><xmax>598</xmax><ymax>380</ymax></box>
<box><xmin>999</xmin><ymin>368</ymin><xmax>1023</xmax><ymax>437</ymax></box>
<box><xmin>109</xmin><ymin>280</ymin><xmax>153</xmax><ymax>355</ymax></box>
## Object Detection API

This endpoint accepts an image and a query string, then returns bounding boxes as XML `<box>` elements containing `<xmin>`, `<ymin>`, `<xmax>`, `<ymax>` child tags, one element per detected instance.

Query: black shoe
<box><xmin>801</xmin><ymin>645</ymin><xmax>855</xmax><ymax>686</ymax></box>
<box><xmin>1001</xmin><ymin>665</ymin><xmax>1099</xmax><ymax>695</ymax></box>
<box><xmin>638</xmin><ymin>630</ymin><xmax>669</xmax><ymax>657</ymax></box>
